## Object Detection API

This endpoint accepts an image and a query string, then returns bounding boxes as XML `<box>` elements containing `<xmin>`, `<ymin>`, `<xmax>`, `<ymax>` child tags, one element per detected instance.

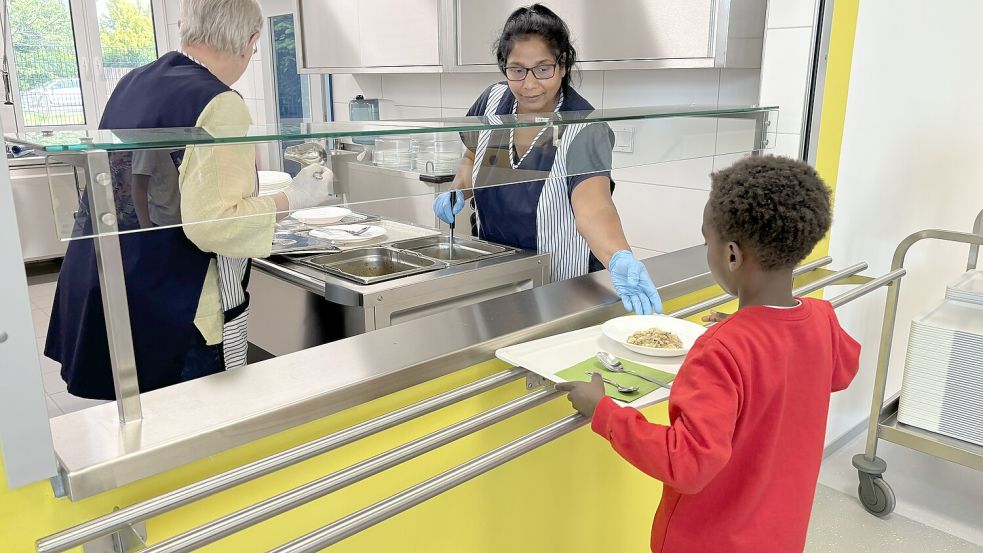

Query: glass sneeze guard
<box><xmin>5</xmin><ymin>104</ymin><xmax>777</xmax><ymax>426</ymax></box>
<box><xmin>7</xmin><ymin>105</ymin><xmax>777</xmax><ymax>152</ymax></box>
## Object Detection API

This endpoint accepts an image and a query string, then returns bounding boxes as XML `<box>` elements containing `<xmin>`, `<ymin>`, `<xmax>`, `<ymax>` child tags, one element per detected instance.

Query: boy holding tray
<box><xmin>557</xmin><ymin>156</ymin><xmax>861</xmax><ymax>552</ymax></box>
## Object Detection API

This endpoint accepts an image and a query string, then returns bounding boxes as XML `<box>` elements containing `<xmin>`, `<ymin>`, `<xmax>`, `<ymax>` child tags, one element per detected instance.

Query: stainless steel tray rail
<box><xmin>142</xmin><ymin>388</ymin><xmax>561</xmax><ymax>553</ymax></box>
<box><xmin>35</xmin><ymin>368</ymin><xmax>527</xmax><ymax>553</ymax></box>
<box><xmin>37</xmin><ymin>258</ymin><xmax>898</xmax><ymax>552</ymax></box>
<box><xmin>271</xmin><ymin>265</ymin><xmax>908</xmax><ymax>552</ymax></box>
<box><xmin>851</xmin><ymin>221</ymin><xmax>983</xmax><ymax>518</ymax></box>
<box><xmin>270</xmin><ymin>415</ymin><xmax>590</xmax><ymax>553</ymax></box>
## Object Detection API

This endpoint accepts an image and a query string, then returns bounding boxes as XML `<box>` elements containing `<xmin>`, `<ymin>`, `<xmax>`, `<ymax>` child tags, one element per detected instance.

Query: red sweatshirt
<box><xmin>592</xmin><ymin>298</ymin><xmax>860</xmax><ymax>553</ymax></box>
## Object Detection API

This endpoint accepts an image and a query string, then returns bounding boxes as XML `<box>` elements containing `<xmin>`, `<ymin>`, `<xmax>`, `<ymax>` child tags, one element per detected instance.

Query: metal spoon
<box><xmin>585</xmin><ymin>371</ymin><xmax>639</xmax><ymax>394</ymax></box>
<box><xmin>334</xmin><ymin>226</ymin><xmax>370</xmax><ymax>236</ymax></box>
<box><xmin>596</xmin><ymin>351</ymin><xmax>673</xmax><ymax>390</ymax></box>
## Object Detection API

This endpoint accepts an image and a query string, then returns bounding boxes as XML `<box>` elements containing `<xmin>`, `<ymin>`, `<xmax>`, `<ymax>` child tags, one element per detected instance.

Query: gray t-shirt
<box><xmin>131</xmin><ymin>149</ymin><xmax>181</xmax><ymax>226</ymax></box>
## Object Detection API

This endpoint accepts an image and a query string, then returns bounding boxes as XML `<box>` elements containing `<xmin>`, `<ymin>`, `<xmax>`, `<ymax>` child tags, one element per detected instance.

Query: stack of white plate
<box><xmin>898</xmin><ymin>299</ymin><xmax>983</xmax><ymax>446</ymax></box>
<box><xmin>945</xmin><ymin>270</ymin><xmax>983</xmax><ymax>305</ymax></box>
<box><xmin>374</xmin><ymin>137</ymin><xmax>415</xmax><ymax>170</ymax></box>
<box><xmin>412</xmin><ymin>133</ymin><xmax>463</xmax><ymax>175</ymax></box>
<box><xmin>258</xmin><ymin>171</ymin><xmax>292</xmax><ymax>197</ymax></box>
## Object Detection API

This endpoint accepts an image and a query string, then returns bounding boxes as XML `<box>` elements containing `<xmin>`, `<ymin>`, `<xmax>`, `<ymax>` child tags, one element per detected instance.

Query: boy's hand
<box><xmin>701</xmin><ymin>310</ymin><xmax>731</xmax><ymax>324</ymax></box>
<box><xmin>555</xmin><ymin>372</ymin><xmax>606</xmax><ymax>418</ymax></box>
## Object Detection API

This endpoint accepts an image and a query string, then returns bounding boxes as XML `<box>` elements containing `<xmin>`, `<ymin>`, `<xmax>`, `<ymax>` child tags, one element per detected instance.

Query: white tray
<box><xmin>496</xmin><ymin>324</ymin><xmax>689</xmax><ymax>408</ymax></box>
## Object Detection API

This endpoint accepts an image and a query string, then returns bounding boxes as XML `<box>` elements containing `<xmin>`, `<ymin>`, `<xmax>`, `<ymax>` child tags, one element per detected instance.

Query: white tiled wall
<box><xmin>760</xmin><ymin>0</ymin><xmax>817</xmax><ymax>159</ymax></box>
<box><xmin>329</xmin><ymin>67</ymin><xmax>761</xmax><ymax>254</ymax></box>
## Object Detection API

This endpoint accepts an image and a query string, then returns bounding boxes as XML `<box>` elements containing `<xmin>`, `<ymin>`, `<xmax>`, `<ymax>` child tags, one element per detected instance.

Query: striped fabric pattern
<box><xmin>536</xmin><ymin>122</ymin><xmax>590</xmax><ymax>282</ymax></box>
<box><xmin>471</xmin><ymin>84</ymin><xmax>509</xmax><ymax>237</ymax></box>
<box><xmin>216</xmin><ymin>255</ymin><xmax>250</xmax><ymax>368</ymax></box>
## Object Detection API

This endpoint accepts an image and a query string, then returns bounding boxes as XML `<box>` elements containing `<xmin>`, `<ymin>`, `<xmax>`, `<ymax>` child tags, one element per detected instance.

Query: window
<box><xmin>96</xmin><ymin>0</ymin><xmax>157</xmax><ymax>98</ymax></box>
<box><xmin>8</xmin><ymin>0</ymin><xmax>85</xmax><ymax>126</ymax></box>
<box><xmin>7</xmin><ymin>0</ymin><xmax>161</xmax><ymax>129</ymax></box>
<box><xmin>269</xmin><ymin>12</ymin><xmax>331</xmax><ymax>176</ymax></box>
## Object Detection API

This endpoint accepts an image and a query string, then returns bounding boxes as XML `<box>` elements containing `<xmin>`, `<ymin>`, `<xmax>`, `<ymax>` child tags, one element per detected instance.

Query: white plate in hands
<box><xmin>601</xmin><ymin>314</ymin><xmax>706</xmax><ymax>357</ymax></box>
<box><xmin>292</xmin><ymin>206</ymin><xmax>352</xmax><ymax>225</ymax></box>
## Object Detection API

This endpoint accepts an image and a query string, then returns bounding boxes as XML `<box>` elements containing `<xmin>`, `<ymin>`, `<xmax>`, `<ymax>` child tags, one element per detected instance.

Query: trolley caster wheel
<box><xmin>857</xmin><ymin>474</ymin><xmax>895</xmax><ymax>517</ymax></box>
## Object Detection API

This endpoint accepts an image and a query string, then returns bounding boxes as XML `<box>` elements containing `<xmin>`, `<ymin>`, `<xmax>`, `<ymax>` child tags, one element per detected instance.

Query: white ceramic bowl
<box><xmin>601</xmin><ymin>314</ymin><xmax>706</xmax><ymax>357</ymax></box>
<box><xmin>291</xmin><ymin>206</ymin><xmax>352</xmax><ymax>225</ymax></box>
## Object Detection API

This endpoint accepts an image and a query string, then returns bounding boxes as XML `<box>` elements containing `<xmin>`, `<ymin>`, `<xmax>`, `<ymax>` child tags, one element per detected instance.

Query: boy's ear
<box><xmin>727</xmin><ymin>242</ymin><xmax>743</xmax><ymax>271</ymax></box>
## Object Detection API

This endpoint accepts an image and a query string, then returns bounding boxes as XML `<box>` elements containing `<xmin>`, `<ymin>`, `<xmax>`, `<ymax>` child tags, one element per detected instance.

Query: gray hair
<box><xmin>179</xmin><ymin>0</ymin><xmax>263</xmax><ymax>57</ymax></box>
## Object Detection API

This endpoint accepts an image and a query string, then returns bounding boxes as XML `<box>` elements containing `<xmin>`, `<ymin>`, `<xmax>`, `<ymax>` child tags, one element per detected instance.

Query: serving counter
<box><xmin>0</xmin><ymin>105</ymin><xmax>803</xmax><ymax>551</ymax></box>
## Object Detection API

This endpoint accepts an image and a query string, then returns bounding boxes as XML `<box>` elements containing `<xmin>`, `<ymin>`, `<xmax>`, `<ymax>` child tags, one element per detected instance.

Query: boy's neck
<box><xmin>736</xmin><ymin>267</ymin><xmax>797</xmax><ymax>309</ymax></box>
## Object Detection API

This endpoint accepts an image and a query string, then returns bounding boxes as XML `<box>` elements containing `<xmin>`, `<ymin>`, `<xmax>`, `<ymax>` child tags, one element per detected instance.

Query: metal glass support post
<box><xmin>967</xmin><ymin>208</ymin><xmax>983</xmax><ymax>271</ymax></box>
<box><xmin>85</xmin><ymin>150</ymin><xmax>142</xmax><ymax>424</ymax></box>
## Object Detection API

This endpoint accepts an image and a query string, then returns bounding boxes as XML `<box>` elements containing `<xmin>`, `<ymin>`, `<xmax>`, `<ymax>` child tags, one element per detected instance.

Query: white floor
<box><xmin>21</xmin><ymin>267</ymin><xmax>983</xmax><ymax>551</ymax></box>
<box><xmin>817</xmin><ymin>431</ymin><xmax>983</xmax><ymax>549</ymax></box>
<box><xmin>26</xmin><ymin>266</ymin><xmax>110</xmax><ymax>417</ymax></box>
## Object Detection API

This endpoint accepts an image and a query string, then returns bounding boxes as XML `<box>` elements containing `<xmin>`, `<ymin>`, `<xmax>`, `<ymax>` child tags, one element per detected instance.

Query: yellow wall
<box><xmin>810</xmin><ymin>0</ymin><xmax>862</xmax><ymax>264</ymax></box>
<box><xmin>1</xmin><ymin>359</ymin><xmax>669</xmax><ymax>552</ymax></box>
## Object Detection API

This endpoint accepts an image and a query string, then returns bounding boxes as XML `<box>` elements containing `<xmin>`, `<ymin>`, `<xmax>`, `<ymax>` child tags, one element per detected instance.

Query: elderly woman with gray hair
<box><xmin>45</xmin><ymin>0</ymin><xmax>329</xmax><ymax>399</ymax></box>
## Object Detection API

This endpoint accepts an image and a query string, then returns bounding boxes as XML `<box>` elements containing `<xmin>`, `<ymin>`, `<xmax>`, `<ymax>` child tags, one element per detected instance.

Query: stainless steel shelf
<box><xmin>878</xmin><ymin>410</ymin><xmax>983</xmax><ymax>472</ymax></box>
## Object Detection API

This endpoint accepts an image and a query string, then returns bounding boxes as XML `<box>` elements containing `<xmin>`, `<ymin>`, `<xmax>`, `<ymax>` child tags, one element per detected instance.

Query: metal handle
<box><xmin>36</xmin><ymin>368</ymin><xmax>528</xmax><ymax>553</ymax></box>
<box><xmin>669</xmin><ymin>256</ymin><xmax>832</xmax><ymax>319</ymax></box>
<box><xmin>828</xmin><ymin>269</ymin><xmax>906</xmax><ymax>309</ymax></box>
<box><xmin>142</xmin><ymin>387</ymin><xmax>560</xmax><ymax>553</ymax></box>
<box><xmin>270</xmin><ymin>415</ymin><xmax>589</xmax><ymax>553</ymax></box>
<box><xmin>968</xmin><ymin>208</ymin><xmax>983</xmax><ymax>271</ymax></box>
<box><xmin>790</xmin><ymin>261</ymin><xmax>868</xmax><ymax>297</ymax></box>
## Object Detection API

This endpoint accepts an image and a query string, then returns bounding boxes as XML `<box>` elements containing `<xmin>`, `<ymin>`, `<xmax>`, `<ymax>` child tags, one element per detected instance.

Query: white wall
<box><xmin>331</xmin><ymin>68</ymin><xmax>761</xmax><ymax>259</ymax></box>
<box><xmin>759</xmin><ymin>0</ymin><xmax>817</xmax><ymax>159</ymax></box>
<box><xmin>825</xmin><ymin>0</ymin><xmax>983</xmax><ymax>445</ymax></box>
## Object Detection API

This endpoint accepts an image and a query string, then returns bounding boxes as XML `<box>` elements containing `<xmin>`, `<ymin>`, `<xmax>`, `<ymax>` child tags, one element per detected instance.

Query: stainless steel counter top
<box><xmin>254</xmin><ymin>245</ymin><xmax>546</xmax><ymax>306</ymax></box>
<box><xmin>49</xmin><ymin>246</ymin><xmax>713</xmax><ymax>499</ymax></box>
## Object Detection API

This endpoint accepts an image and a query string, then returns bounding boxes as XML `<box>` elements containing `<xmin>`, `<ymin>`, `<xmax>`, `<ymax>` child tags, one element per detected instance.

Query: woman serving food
<box><xmin>433</xmin><ymin>4</ymin><xmax>662</xmax><ymax>315</ymax></box>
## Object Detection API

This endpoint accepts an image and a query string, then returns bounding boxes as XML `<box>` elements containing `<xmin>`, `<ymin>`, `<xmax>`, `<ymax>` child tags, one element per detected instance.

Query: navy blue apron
<box><xmin>463</xmin><ymin>83</ymin><xmax>615</xmax><ymax>281</ymax></box>
<box><xmin>45</xmin><ymin>52</ymin><xmax>245</xmax><ymax>399</ymax></box>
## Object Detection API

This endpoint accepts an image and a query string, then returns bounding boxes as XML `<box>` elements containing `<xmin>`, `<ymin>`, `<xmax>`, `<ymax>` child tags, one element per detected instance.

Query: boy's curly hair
<box><xmin>708</xmin><ymin>155</ymin><xmax>832</xmax><ymax>270</ymax></box>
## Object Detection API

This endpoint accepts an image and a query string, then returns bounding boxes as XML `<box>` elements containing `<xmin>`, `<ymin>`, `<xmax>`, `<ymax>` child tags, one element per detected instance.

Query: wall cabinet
<box><xmin>297</xmin><ymin>0</ymin><xmax>441</xmax><ymax>72</ymax></box>
<box><xmin>296</xmin><ymin>0</ymin><xmax>764</xmax><ymax>74</ymax></box>
<box><xmin>456</xmin><ymin>0</ymin><xmax>714</xmax><ymax>66</ymax></box>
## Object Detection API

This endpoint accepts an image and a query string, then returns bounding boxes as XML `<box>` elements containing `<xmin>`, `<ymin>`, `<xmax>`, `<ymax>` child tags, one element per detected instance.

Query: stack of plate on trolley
<box><xmin>945</xmin><ymin>270</ymin><xmax>983</xmax><ymax>305</ymax></box>
<box><xmin>898</xmin><ymin>272</ymin><xmax>983</xmax><ymax>446</ymax></box>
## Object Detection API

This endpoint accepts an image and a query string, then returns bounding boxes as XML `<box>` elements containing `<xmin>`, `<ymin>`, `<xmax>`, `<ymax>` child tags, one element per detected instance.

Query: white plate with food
<box><xmin>291</xmin><ymin>206</ymin><xmax>352</xmax><ymax>225</ymax></box>
<box><xmin>601</xmin><ymin>315</ymin><xmax>706</xmax><ymax>357</ymax></box>
<box><xmin>309</xmin><ymin>225</ymin><xmax>386</xmax><ymax>243</ymax></box>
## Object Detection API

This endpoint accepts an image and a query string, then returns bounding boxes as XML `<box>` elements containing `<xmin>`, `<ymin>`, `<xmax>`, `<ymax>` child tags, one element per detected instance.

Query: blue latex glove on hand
<box><xmin>609</xmin><ymin>250</ymin><xmax>663</xmax><ymax>315</ymax></box>
<box><xmin>433</xmin><ymin>190</ymin><xmax>465</xmax><ymax>225</ymax></box>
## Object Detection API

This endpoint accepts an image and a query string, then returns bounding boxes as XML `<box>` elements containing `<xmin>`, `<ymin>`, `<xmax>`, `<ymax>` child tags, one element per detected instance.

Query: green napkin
<box><xmin>555</xmin><ymin>357</ymin><xmax>676</xmax><ymax>403</ymax></box>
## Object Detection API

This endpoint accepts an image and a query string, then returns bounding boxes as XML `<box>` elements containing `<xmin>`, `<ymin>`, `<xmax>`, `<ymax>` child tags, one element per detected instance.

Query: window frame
<box><xmin>259</xmin><ymin>0</ymin><xmax>330</xmax><ymax>172</ymax></box>
<box><xmin>4</xmin><ymin>0</ymin><xmax>168</xmax><ymax>132</ymax></box>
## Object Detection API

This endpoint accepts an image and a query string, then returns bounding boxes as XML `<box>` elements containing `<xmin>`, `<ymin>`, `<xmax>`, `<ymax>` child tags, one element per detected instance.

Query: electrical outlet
<box><xmin>612</xmin><ymin>126</ymin><xmax>634</xmax><ymax>153</ymax></box>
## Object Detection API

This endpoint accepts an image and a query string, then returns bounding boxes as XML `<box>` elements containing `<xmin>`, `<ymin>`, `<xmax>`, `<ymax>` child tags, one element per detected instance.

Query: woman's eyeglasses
<box><xmin>504</xmin><ymin>64</ymin><xmax>557</xmax><ymax>81</ymax></box>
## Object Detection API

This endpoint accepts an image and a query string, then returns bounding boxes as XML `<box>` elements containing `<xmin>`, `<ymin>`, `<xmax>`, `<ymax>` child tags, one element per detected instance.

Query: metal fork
<box><xmin>334</xmin><ymin>226</ymin><xmax>370</xmax><ymax>236</ymax></box>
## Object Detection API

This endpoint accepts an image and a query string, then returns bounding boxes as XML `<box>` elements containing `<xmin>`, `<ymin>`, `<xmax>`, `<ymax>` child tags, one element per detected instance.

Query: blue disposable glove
<box><xmin>433</xmin><ymin>190</ymin><xmax>465</xmax><ymax>225</ymax></box>
<box><xmin>609</xmin><ymin>250</ymin><xmax>663</xmax><ymax>315</ymax></box>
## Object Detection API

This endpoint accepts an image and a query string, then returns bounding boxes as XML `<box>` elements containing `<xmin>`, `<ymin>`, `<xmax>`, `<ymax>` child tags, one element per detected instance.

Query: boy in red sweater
<box><xmin>557</xmin><ymin>155</ymin><xmax>861</xmax><ymax>553</ymax></box>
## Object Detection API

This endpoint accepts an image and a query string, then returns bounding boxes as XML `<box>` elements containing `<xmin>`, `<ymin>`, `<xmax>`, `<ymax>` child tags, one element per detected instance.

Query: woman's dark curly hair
<box><xmin>494</xmin><ymin>4</ymin><xmax>577</xmax><ymax>90</ymax></box>
<box><xmin>708</xmin><ymin>155</ymin><xmax>832</xmax><ymax>270</ymax></box>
